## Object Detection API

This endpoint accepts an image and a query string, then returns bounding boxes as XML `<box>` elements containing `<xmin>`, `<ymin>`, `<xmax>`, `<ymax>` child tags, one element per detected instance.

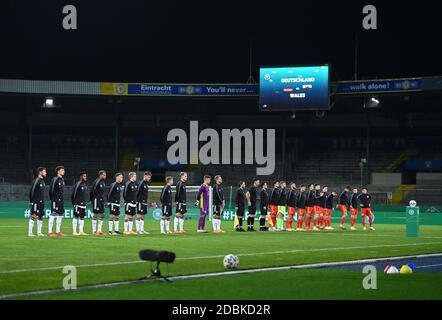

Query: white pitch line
<box><xmin>416</xmin><ymin>263</ymin><xmax>442</xmax><ymax>269</ymax></box>
<box><xmin>1</xmin><ymin>242</ymin><xmax>442</xmax><ymax>275</ymax></box>
<box><xmin>2</xmin><ymin>252</ymin><xmax>442</xmax><ymax>300</ymax></box>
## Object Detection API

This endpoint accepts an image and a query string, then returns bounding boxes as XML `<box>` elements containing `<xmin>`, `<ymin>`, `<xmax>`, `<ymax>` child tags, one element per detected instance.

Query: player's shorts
<box><xmin>51</xmin><ymin>201</ymin><xmax>64</xmax><ymax>216</ymax></box>
<box><xmin>236</xmin><ymin>207</ymin><xmax>245</xmax><ymax>217</ymax></box>
<box><xmin>73</xmin><ymin>205</ymin><xmax>86</xmax><ymax>219</ymax></box>
<box><xmin>269</xmin><ymin>205</ymin><xmax>278</xmax><ymax>216</ymax></box>
<box><xmin>137</xmin><ymin>202</ymin><xmax>148</xmax><ymax>215</ymax></box>
<box><xmin>350</xmin><ymin>207</ymin><xmax>358</xmax><ymax>215</ymax></box>
<box><xmin>324</xmin><ymin>208</ymin><xmax>332</xmax><ymax>216</ymax></box>
<box><xmin>92</xmin><ymin>198</ymin><xmax>105</xmax><ymax>214</ymax></box>
<box><xmin>162</xmin><ymin>205</ymin><xmax>172</xmax><ymax>217</ymax></box>
<box><xmin>338</xmin><ymin>204</ymin><xmax>348</xmax><ymax>215</ymax></box>
<box><xmin>109</xmin><ymin>203</ymin><xmax>120</xmax><ymax>215</ymax></box>
<box><xmin>248</xmin><ymin>206</ymin><xmax>256</xmax><ymax>215</ymax></box>
<box><xmin>298</xmin><ymin>208</ymin><xmax>306</xmax><ymax>217</ymax></box>
<box><xmin>213</xmin><ymin>204</ymin><xmax>223</xmax><ymax>216</ymax></box>
<box><xmin>176</xmin><ymin>202</ymin><xmax>187</xmax><ymax>214</ymax></box>
<box><xmin>287</xmin><ymin>206</ymin><xmax>296</xmax><ymax>215</ymax></box>
<box><xmin>31</xmin><ymin>201</ymin><xmax>44</xmax><ymax>217</ymax></box>
<box><xmin>361</xmin><ymin>208</ymin><xmax>372</xmax><ymax>217</ymax></box>
<box><xmin>313</xmin><ymin>205</ymin><xmax>322</xmax><ymax>214</ymax></box>
<box><xmin>306</xmin><ymin>206</ymin><xmax>314</xmax><ymax>216</ymax></box>
<box><xmin>278</xmin><ymin>206</ymin><xmax>287</xmax><ymax>214</ymax></box>
<box><xmin>260</xmin><ymin>206</ymin><xmax>268</xmax><ymax>215</ymax></box>
<box><xmin>125</xmin><ymin>203</ymin><xmax>136</xmax><ymax>216</ymax></box>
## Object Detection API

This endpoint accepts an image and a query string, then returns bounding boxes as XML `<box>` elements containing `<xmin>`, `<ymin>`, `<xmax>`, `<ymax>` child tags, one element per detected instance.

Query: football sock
<box><xmin>313</xmin><ymin>217</ymin><xmax>318</xmax><ymax>227</ymax></box>
<box><xmin>362</xmin><ymin>216</ymin><xmax>366</xmax><ymax>227</ymax></box>
<box><xmin>165</xmin><ymin>220</ymin><xmax>170</xmax><ymax>233</ymax></box>
<box><xmin>140</xmin><ymin>219</ymin><xmax>144</xmax><ymax>231</ymax></box>
<box><xmin>128</xmin><ymin>220</ymin><xmax>133</xmax><ymax>231</ymax></box>
<box><xmin>114</xmin><ymin>219</ymin><xmax>120</xmax><ymax>232</ymax></box>
<box><xmin>174</xmin><ymin>217</ymin><xmax>179</xmax><ymax>232</ymax></box>
<box><xmin>56</xmin><ymin>216</ymin><xmax>62</xmax><ymax>233</ymax></box>
<box><xmin>124</xmin><ymin>220</ymin><xmax>129</xmax><ymax>232</ymax></box>
<box><xmin>179</xmin><ymin>217</ymin><xmax>184</xmax><ymax>231</ymax></box>
<box><xmin>92</xmin><ymin>218</ymin><xmax>97</xmax><ymax>233</ymax></box>
<box><xmin>135</xmin><ymin>219</ymin><xmax>140</xmax><ymax>232</ymax></box>
<box><xmin>79</xmin><ymin>219</ymin><xmax>84</xmax><ymax>233</ymax></box>
<box><xmin>351</xmin><ymin>216</ymin><xmax>356</xmax><ymax>227</ymax></box>
<box><xmin>369</xmin><ymin>216</ymin><xmax>373</xmax><ymax>226</ymax></box>
<box><xmin>217</xmin><ymin>218</ymin><xmax>221</xmax><ymax>230</ymax></box>
<box><xmin>340</xmin><ymin>216</ymin><xmax>346</xmax><ymax>225</ymax></box>
<box><xmin>37</xmin><ymin>219</ymin><xmax>43</xmax><ymax>234</ymax></box>
<box><xmin>306</xmin><ymin>215</ymin><xmax>311</xmax><ymax>228</ymax></box>
<box><xmin>98</xmin><ymin>219</ymin><xmax>103</xmax><ymax>232</ymax></box>
<box><xmin>160</xmin><ymin>219</ymin><xmax>165</xmax><ymax>233</ymax></box>
<box><xmin>28</xmin><ymin>218</ymin><xmax>35</xmax><ymax>234</ymax></box>
<box><xmin>259</xmin><ymin>217</ymin><xmax>266</xmax><ymax>227</ymax></box>
<box><xmin>212</xmin><ymin>218</ymin><xmax>217</xmax><ymax>231</ymax></box>
<box><xmin>108</xmin><ymin>220</ymin><xmax>113</xmax><ymax>232</ymax></box>
<box><xmin>73</xmin><ymin>218</ymin><xmax>78</xmax><ymax>233</ymax></box>
<box><xmin>48</xmin><ymin>215</ymin><xmax>55</xmax><ymax>233</ymax></box>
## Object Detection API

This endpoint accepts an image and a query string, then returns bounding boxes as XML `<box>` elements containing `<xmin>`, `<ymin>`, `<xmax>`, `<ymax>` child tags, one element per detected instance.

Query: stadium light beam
<box><xmin>43</xmin><ymin>97</ymin><xmax>57</xmax><ymax>109</ymax></box>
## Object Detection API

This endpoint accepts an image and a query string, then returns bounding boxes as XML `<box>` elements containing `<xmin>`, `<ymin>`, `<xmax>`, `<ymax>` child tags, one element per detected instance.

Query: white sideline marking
<box><xmin>1</xmin><ymin>242</ymin><xmax>442</xmax><ymax>275</ymax></box>
<box><xmin>416</xmin><ymin>263</ymin><xmax>442</xmax><ymax>269</ymax></box>
<box><xmin>1</xmin><ymin>252</ymin><xmax>442</xmax><ymax>300</ymax></box>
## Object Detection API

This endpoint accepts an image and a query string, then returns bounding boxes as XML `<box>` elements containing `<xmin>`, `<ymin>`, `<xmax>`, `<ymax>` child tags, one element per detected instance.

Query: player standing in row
<box><xmin>245</xmin><ymin>178</ymin><xmax>259</xmax><ymax>232</ymax></box>
<box><xmin>324</xmin><ymin>190</ymin><xmax>337</xmax><ymax>230</ymax></box>
<box><xmin>48</xmin><ymin>166</ymin><xmax>65</xmax><ymax>236</ymax></box>
<box><xmin>212</xmin><ymin>175</ymin><xmax>225</xmax><ymax>233</ymax></box>
<box><xmin>196</xmin><ymin>175</ymin><xmax>211</xmax><ymax>233</ymax></box>
<box><xmin>312</xmin><ymin>184</ymin><xmax>322</xmax><ymax>231</ymax></box>
<box><xmin>338</xmin><ymin>186</ymin><xmax>351</xmax><ymax>230</ymax></box>
<box><xmin>305</xmin><ymin>184</ymin><xmax>315</xmax><ymax>230</ymax></box>
<box><xmin>350</xmin><ymin>187</ymin><xmax>359</xmax><ymax>230</ymax></box>
<box><xmin>108</xmin><ymin>173</ymin><xmax>123</xmax><ymax>235</ymax></box>
<box><xmin>359</xmin><ymin>188</ymin><xmax>375</xmax><ymax>231</ymax></box>
<box><xmin>90</xmin><ymin>170</ymin><xmax>107</xmax><ymax>236</ymax></box>
<box><xmin>160</xmin><ymin>176</ymin><xmax>173</xmax><ymax>234</ymax></box>
<box><xmin>174</xmin><ymin>172</ymin><xmax>187</xmax><ymax>234</ymax></box>
<box><xmin>72</xmin><ymin>172</ymin><xmax>89</xmax><ymax>236</ymax></box>
<box><xmin>28</xmin><ymin>167</ymin><xmax>47</xmax><ymax>237</ymax></box>
<box><xmin>268</xmin><ymin>181</ymin><xmax>280</xmax><ymax>231</ymax></box>
<box><xmin>123</xmin><ymin>172</ymin><xmax>138</xmax><ymax>235</ymax></box>
<box><xmin>136</xmin><ymin>171</ymin><xmax>152</xmax><ymax>235</ymax></box>
<box><xmin>277</xmin><ymin>181</ymin><xmax>288</xmax><ymax>231</ymax></box>
<box><xmin>235</xmin><ymin>181</ymin><xmax>246</xmax><ymax>232</ymax></box>
<box><xmin>286</xmin><ymin>182</ymin><xmax>297</xmax><ymax>232</ymax></box>
<box><xmin>259</xmin><ymin>182</ymin><xmax>269</xmax><ymax>231</ymax></box>
<box><xmin>296</xmin><ymin>184</ymin><xmax>307</xmax><ymax>231</ymax></box>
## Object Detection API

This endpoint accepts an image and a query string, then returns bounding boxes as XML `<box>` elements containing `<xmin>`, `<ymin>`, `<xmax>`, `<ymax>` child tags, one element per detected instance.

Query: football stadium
<box><xmin>0</xmin><ymin>0</ymin><xmax>442</xmax><ymax>307</ymax></box>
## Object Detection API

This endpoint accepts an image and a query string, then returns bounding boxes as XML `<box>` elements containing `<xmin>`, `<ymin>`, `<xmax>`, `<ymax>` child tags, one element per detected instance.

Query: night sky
<box><xmin>0</xmin><ymin>0</ymin><xmax>440</xmax><ymax>83</ymax></box>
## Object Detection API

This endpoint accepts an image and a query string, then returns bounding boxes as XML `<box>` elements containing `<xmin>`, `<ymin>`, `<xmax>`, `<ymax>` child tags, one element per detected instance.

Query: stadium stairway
<box><xmin>384</xmin><ymin>149</ymin><xmax>419</xmax><ymax>173</ymax></box>
<box><xmin>120</xmin><ymin>148</ymin><xmax>138</xmax><ymax>172</ymax></box>
<box><xmin>392</xmin><ymin>184</ymin><xmax>416</xmax><ymax>204</ymax></box>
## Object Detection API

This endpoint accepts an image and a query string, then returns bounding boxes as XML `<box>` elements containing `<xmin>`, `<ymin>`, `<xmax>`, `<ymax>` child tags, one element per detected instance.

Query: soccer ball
<box><xmin>409</xmin><ymin>200</ymin><xmax>417</xmax><ymax>208</ymax></box>
<box><xmin>223</xmin><ymin>254</ymin><xmax>239</xmax><ymax>270</ymax></box>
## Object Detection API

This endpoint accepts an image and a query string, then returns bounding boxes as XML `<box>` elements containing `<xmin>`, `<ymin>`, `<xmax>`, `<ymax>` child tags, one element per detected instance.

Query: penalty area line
<box><xmin>2</xmin><ymin>252</ymin><xmax>442</xmax><ymax>300</ymax></box>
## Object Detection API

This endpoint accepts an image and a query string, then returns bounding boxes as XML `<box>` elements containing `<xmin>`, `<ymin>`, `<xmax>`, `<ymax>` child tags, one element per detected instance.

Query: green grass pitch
<box><xmin>1</xmin><ymin>218</ymin><xmax>442</xmax><ymax>299</ymax></box>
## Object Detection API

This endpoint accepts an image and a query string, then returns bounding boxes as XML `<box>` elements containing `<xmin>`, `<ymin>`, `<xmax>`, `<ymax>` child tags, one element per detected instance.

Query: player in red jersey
<box><xmin>358</xmin><ymin>188</ymin><xmax>375</xmax><ymax>231</ymax></box>
<box><xmin>337</xmin><ymin>186</ymin><xmax>351</xmax><ymax>230</ymax></box>
<box><xmin>296</xmin><ymin>185</ymin><xmax>307</xmax><ymax>230</ymax></box>
<box><xmin>350</xmin><ymin>187</ymin><xmax>359</xmax><ymax>230</ymax></box>
<box><xmin>305</xmin><ymin>184</ymin><xmax>315</xmax><ymax>230</ymax></box>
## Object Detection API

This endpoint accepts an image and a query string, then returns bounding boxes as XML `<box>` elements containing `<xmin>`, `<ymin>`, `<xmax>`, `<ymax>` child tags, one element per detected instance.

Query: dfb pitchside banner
<box><xmin>335</xmin><ymin>78</ymin><xmax>422</xmax><ymax>95</ymax></box>
<box><xmin>100</xmin><ymin>83</ymin><xmax>259</xmax><ymax>96</ymax></box>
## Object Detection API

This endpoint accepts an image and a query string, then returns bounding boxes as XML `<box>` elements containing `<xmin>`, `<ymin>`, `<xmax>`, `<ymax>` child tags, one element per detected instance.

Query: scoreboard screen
<box><xmin>259</xmin><ymin>65</ymin><xmax>330</xmax><ymax>111</ymax></box>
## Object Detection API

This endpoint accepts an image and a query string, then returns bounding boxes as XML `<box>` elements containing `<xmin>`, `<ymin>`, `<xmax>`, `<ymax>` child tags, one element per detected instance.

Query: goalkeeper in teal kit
<box><xmin>196</xmin><ymin>175</ymin><xmax>211</xmax><ymax>233</ymax></box>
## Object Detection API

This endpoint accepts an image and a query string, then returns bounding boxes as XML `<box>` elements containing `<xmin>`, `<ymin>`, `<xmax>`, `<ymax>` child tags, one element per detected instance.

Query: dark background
<box><xmin>0</xmin><ymin>0</ymin><xmax>441</xmax><ymax>82</ymax></box>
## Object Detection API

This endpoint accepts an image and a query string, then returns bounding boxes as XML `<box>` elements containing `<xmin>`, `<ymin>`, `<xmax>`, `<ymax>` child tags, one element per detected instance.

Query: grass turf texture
<box><xmin>1</xmin><ymin>218</ymin><xmax>442</xmax><ymax>299</ymax></box>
